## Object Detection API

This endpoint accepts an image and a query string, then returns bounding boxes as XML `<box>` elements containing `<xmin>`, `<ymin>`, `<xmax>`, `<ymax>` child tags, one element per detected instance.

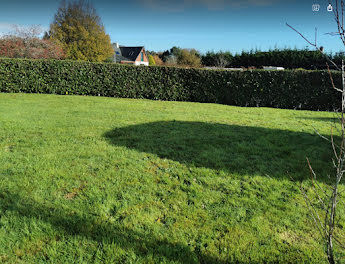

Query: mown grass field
<box><xmin>0</xmin><ymin>93</ymin><xmax>344</xmax><ymax>263</ymax></box>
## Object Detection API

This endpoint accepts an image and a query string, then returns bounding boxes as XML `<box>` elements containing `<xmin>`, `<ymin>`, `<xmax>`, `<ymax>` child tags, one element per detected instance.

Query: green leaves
<box><xmin>0</xmin><ymin>58</ymin><xmax>341</xmax><ymax>111</ymax></box>
<box><xmin>48</xmin><ymin>0</ymin><xmax>113</xmax><ymax>62</ymax></box>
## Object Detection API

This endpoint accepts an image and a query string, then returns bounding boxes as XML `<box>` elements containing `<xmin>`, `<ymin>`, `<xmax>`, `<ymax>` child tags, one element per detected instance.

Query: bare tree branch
<box><xmin>288</xmin><ymin>2</ymin><xmax>345</xmax><ymax>262</ymax></box>
<box><xmin>286</xmin><ymin>23</ymin><xmax>341</xmax><ymax>71</ymax></box>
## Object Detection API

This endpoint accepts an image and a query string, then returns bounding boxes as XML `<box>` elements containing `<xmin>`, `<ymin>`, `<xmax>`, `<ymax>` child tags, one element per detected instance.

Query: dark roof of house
<box><xmin>118</xmin><ymin>46</ymin><xmax>144</xmax><ymax>61</ymax></box>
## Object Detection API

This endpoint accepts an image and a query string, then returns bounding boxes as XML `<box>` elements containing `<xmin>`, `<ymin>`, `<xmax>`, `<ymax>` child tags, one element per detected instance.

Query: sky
<box><xmin>0</xmin><ymin>0</ymin><xmax>344</xmax><ymax>54</ymax></box>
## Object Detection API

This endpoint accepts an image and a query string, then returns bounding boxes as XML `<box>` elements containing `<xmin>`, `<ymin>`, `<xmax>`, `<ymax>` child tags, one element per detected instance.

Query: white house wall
<box><xmin>135</xmin><ymin>61</ymin><xmax>149</xmax><ymax>66</ymax></box>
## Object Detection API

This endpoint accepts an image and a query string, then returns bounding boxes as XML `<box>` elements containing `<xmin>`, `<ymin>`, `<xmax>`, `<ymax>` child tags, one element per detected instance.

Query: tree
<box><xmin>152</xmin><ymin>55</ymin><xmax>164</xmax><ymax>65</ymax></box>
<box><xmin>214</xmin><ymin>54</ymin><xmax>228</xmax><ymax>68</ymax></box>
<box><xmin>47</xmin><ymin>0</ymin><xmax>113</xmax><ymax>62</ymax></box>
<box><xmin>177</xmin><ymin>49</ymin><xmax>201</xmax><ymax>67</ymax></box>
<box><xmin>159</xmin><ymin>49</ymin><xmax>170</xmax><ymax>62</ymax></box>
<box><xmin>165</xmin><ymin>55</ymin><xmax>178</xmax><ymax>66</ymax></box>
<box><xmin>148</xmin><ymin>54</ymin><xmax>156</xmax><ymax>66</ymax></box>
<box><xmin>0</xmin><ymin>25</ymin><xmax>65</xmax><ymax>59</ymax></box>
<box><xmin>287</xmin><ymin>2</ymin><xmax>345</xmax><ymax>263</ymax></box>
<box><xmin>202</xmin><ymin>51</ymin><xmax>232</xmax><ymax>68</ymax></box>
<box><xmin>158</xmin><ymin>46</ymin><xmax>181</xmax><ymax>63</ymax></box>
<box><xmin>169</xmin><ymin>46</ymin><xmax>182</xmax><ymax>57</ymax></box>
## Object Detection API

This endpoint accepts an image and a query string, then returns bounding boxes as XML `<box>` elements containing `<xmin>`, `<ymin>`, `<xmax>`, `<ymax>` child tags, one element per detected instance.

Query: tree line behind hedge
<box><xmin>201</xmin><ymin>49</ymin><xmax>345</xmax><ymax>70</ymax></box>
<box><xmin>0</xmin><ymin>58</ymin><xmax>340</xmax><ymax>111</ymax></box>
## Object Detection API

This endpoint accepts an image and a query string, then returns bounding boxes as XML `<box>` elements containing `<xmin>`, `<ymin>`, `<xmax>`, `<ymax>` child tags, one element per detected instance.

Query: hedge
<box><xmin>0</xmin><ymin>58</ymin><xmax>341</xmax><ymax>111</ymax></box>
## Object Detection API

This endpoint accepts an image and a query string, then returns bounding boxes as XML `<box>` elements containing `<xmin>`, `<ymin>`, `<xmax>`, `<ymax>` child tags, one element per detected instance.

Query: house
<box><xmin>112</xmin><ymin>43</ymin><xmax>149</xmax><ymax>66</ymax></box>
<box><xmin>263</xmin><ymin>66</ymin><xmax>285</xmax><ymax>71</ymax></box>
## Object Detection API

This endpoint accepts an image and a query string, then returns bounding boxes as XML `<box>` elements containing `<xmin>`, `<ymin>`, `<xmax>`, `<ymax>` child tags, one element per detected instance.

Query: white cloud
<box><xmin>139</xmin><ymin>0</ymin><xmax>185</xmax><ymax>12</ymax></box>
<box><xmin>138</xmin><ymin>0</ymin><xmax>281</xmax><ymax>11</ymax></box>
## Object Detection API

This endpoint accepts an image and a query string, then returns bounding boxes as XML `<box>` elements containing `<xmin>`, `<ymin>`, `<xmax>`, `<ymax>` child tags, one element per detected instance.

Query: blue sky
<box><xmin>0</xmin><ymin>0</ymin><xmax>344</xmax><ymax>54</ymax></box>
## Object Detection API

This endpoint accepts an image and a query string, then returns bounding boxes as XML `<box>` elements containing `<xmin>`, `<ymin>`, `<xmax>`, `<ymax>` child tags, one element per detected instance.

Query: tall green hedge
<box><xmin>0</xmin><ymin>58</ymin><xmax>341</xmax><ymax>111</ymax></box>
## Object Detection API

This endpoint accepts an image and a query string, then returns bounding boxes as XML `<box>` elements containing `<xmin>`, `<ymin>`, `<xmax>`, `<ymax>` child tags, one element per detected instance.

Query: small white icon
<box><xmin>327</xmin><ymin>4</ymin><xmax>333</xmax><ymax>11</ymax></box>
<box><xmin>312</xmin><ymin>4</ymin><xmax>320</xmax><ymax>11</ymax></box>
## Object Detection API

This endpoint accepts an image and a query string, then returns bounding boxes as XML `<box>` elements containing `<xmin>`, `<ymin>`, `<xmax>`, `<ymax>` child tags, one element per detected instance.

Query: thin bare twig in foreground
<box><xmin>287</xmin><ymin>2</ymin><xmax>345</xmax><ymax>262</ymax></box>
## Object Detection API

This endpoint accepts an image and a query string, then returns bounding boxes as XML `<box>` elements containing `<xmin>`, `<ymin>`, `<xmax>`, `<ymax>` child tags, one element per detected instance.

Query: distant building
<box><xmin>112</xmin><ymin>43</ymin><xmax>149</xmax><ymax>66</ymax></box>
<box><xmin>204</xmin><ymin>67</ymin><xmax>244</xmax><ymax>71</ymax></box>
<box><xmin>263</xmin><ymin>66</ymin><xmax>285</xmax><ymax>71</ymax></box>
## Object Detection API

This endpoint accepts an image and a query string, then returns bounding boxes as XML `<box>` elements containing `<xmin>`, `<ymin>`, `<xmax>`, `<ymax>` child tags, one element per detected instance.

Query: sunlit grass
<box><xmin>0</xmin><ymin>93</ymin><xmax>344</xmax><ymax>263</ymax></box>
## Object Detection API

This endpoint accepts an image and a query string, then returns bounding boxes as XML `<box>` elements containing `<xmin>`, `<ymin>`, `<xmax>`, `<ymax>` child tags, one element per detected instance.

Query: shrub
<box><xmin>0</xmin><ymin>58</ymin><xmax>340</xmax><ymax>111</ymax></box>
<box><xmin>148</xmin><ymin>55</ymin><xmax>156</xmax><ymax>66</ymax></box>
<box><xmin>177</xmin><ymin>49</ymin><xmax>201</xmax><ymax>67</ymax></box>
<box><xmin>0</xmin><ymin>36</ymin><xmax>65</xmax><ymax>59</ymax></box>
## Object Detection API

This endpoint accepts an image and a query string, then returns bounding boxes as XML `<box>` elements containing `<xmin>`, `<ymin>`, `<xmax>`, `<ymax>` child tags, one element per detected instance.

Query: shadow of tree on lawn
<box><xmin>0</xmin><ymin>189</ymin><xmax>223</xmax><ymax>264</ymax></box>
<box><xmin>104</xmin><ymin>121</ymin><xmax>334</xmax><ymax>182</ymax></box>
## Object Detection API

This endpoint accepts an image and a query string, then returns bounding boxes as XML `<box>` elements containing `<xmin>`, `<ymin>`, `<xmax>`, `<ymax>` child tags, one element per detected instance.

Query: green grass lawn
<box><xmin>0</xmin><ymin>93</ymin><xmax>344</xmax><ymax>263</ymax></box>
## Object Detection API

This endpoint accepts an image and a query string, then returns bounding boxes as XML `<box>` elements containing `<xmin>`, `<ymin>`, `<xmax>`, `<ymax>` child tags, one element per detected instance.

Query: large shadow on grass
<box><xmin>0</xmin><ymin>189</ymin><xmax>221</xmax><ymax>263</ymax></box>
<box><xmin>104</xmin><ymin>121</ymin><xmax>334</xmax><ymax>182</ymax></box>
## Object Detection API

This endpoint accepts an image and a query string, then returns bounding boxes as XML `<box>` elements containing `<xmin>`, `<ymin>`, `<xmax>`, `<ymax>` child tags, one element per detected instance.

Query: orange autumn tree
<box><xmin>46</xmin><ymin>0</ymin><xmax>113</xmax><ymax>62</ymax></box>
<box><xmin>0</xmin><ymin>25</ymin><xmax>65</xmax><ymax>59</ymax></box>
<box><xmin>152</xmin><ymin>55</ymin><xmax>164</xmax><ymax>65</ymax></box>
